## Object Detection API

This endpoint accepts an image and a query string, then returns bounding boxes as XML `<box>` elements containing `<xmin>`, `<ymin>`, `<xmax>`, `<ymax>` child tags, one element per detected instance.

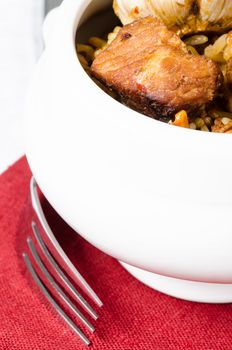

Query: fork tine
<box><xmin>27</xmin><ymin>237</ymin><xmax>95</xmax><ymax>333</ymax></box>
<box><xmin>30</xmin><ymin>177</ymin><xmax>103</xmax><ymax>307</ymax></box>
<box><xmin>23</xmin><ymin>253</ymin><xmax>91</xmax><ymax>346</ymax></box>
<box><xmin>31</xmin><ymin>221</ymin><xmax>98</xmax><ymax>320</ymax></box>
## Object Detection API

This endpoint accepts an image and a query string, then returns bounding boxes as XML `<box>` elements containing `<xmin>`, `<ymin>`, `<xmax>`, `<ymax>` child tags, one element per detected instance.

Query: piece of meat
<box><xmin>91</xmin><ymin>17</ymin><xmax>221</xmax><ymax>121</ymax></box>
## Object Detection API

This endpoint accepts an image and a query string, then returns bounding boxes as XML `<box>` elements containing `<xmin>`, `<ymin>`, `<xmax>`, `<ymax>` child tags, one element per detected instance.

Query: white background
<box><xmin>0</xmin><ymin>0</ymin><xmax>62</xmax><ymax>174</ymax></box>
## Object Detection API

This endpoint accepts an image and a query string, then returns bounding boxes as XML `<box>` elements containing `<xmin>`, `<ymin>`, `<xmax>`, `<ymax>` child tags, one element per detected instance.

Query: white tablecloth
<box><xmin>0</xmin><ymin>0</ymin><xmax>44</xmax><ymax>173</ymax></box>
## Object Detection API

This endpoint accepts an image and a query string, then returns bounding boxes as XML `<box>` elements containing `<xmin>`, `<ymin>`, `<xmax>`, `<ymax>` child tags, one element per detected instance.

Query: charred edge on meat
<box><xmin>121</xmin><ymin>32</ymin><xmax>132</xmax><ymax>40</ymax></box>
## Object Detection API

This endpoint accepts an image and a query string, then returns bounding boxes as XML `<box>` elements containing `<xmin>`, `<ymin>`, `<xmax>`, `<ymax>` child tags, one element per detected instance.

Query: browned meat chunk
<box><xmin>91</xmin><ymin>17</ymin><xmax>221</xmax><ymax>121</ymax></box>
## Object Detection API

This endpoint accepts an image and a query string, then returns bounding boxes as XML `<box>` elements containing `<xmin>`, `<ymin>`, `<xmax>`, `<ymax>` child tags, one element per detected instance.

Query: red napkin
<box><xmin>1</xmin><ymin>157</ymin><xmax>232</xmax><ymax>349</ymax></box>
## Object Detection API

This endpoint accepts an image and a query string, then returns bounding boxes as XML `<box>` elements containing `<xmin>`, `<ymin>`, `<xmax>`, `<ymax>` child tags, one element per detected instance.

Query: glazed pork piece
<box><xmin>91</xmin><ymin>17</ymin><xmax>221</xmax><ymax>121</ymax></box>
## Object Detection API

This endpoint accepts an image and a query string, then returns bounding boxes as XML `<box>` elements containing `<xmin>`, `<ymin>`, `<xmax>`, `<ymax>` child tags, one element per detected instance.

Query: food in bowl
<box><xmin>77</xmin><ymin>1</ymin><xmax>232</xmax><ymax>132</ymax></box>
<box><xmin>113</xmin><ymin>0</ymin><xmax>232</xmax><ymax>35</ymax></box>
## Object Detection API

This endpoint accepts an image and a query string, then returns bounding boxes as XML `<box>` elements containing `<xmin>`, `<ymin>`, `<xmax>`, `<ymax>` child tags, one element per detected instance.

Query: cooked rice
<box><xmin>184</xmin><ymin>35</ymin><xmax>208</xmax><ymax>46</ymax></box>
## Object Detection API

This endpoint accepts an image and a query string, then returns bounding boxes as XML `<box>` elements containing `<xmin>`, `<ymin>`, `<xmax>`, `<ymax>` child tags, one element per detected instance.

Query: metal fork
<box><xmin>22</xmin><ymin>177</ymin><xmax>103</xmax><ymax>346</ymax></box>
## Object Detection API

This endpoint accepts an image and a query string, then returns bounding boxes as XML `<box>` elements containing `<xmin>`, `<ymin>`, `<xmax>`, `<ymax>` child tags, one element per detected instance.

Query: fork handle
<box><xmin>30</xmin><ymin>176</ymin><xmax>103</xmax><ymax>307</ymax></box>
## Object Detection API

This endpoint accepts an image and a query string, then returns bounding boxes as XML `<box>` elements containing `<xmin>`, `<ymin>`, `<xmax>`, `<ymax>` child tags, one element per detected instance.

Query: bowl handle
<box><xmin>43</xmin><ymin>7</ymin><xmax>60</xmax><ymax>46</ymax></box>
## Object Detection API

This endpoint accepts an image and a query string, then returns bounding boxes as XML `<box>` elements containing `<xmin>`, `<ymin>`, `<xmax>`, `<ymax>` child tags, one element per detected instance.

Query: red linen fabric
<box><xmin>1</xmin><ymin>157</ymin><xmax>232</xmax><ymax>349</ymax></box>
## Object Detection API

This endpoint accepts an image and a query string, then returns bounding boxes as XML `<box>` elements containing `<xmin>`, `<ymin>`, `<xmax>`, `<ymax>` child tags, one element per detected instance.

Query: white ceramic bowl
<box><xmin>24</xmin><ymin>0</ymin><xmax>232</xmax><ymax>303</ymax></box>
